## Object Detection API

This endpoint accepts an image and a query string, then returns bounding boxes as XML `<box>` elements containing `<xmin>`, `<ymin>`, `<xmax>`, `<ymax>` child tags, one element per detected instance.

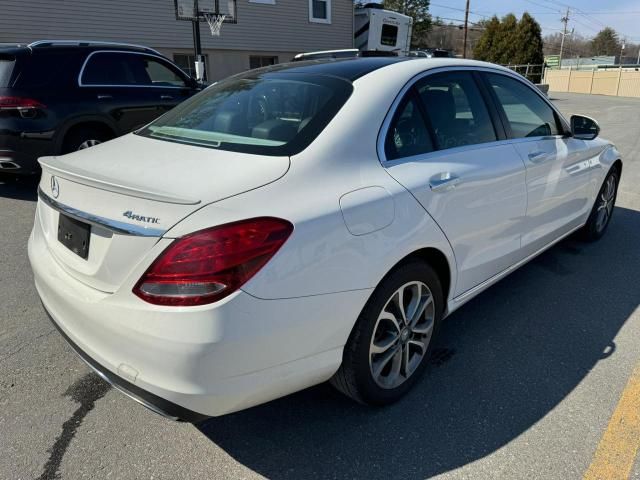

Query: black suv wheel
<box><xmin>62</xmin><ymin>126</ymin><xmax>113</xmax><ymax>153</ymax></box>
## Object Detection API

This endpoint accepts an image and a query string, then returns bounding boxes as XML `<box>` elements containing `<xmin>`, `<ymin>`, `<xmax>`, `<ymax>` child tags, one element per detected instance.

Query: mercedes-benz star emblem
<box><xmin>50</xmin><ymin>176</ymin><xmax>59</xmax><ymax>199</ymax></box>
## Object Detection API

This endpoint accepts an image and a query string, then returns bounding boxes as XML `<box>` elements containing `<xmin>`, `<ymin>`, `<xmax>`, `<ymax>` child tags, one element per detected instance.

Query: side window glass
<box><xmin>81</xmin><ymin>52</ymin><xmax>138</xmax><ymax>86</ymax></box>
<box><xmin>142</xmin><ymin>57</ymin><xmax>188</xmax><ymax>87</ymax></box>
<box><xmin>385</xmin><ymin>95</ymin><xmax>434</xmax><ymax>160</ymax></box>
<box><xmin>486</xmin><ymin>73</ymin><xmax>560</xmax><ymax>138</ymax></box>
<box><xmin>416</xmin><ymin>72</ymin><xmax>497</xmax><ymax>150</ymax></box>
<box><xmin>82</xmin><ymin>53</ymin><xmax>187</xmax><ymax>87</ymax></box>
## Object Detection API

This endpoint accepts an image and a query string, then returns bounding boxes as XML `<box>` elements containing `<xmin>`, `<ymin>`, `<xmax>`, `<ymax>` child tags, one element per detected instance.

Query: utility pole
<box><xmin>559</xmin><ymin>7</ymin><xmax>570</xmax><ymax>66</ymax></box>
<box><xmin>462</xmin><ymin>0</ymin><xmax>470</xmax><ymax>58</ymax></box>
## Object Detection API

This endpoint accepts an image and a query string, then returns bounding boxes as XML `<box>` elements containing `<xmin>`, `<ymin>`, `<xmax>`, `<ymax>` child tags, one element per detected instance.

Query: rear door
<box><xmin>482</xmin><ymin>72</ymin><xmax>593</xmax><ymax>257</ymax></box>
<box><xmin>79</xmin><ymin>51</ymin><xmax>172</xmax><ymax>133</ymax></box>
<box><xmin>382</xmin><ymin>70</ymin><xmax>527</xmax><ymax>296</ymax></box>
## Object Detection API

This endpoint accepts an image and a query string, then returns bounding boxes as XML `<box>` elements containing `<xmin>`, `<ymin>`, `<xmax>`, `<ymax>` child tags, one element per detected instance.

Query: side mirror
<box><xmin>570</xmin><ymin>115</ymin><xmax>600</xmax><ymax>140</ymax></box>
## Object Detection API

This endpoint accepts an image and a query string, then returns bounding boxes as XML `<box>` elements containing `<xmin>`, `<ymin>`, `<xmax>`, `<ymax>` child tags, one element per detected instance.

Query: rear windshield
<box><xmin>137</xmin><ymin>72</ymin><xmax>353</xmax><ymax>156</ymax></box>
<box><xmin>0</xmin><ymin>58</ymin><xmax>15</xmax><ymax>87</ymax></box>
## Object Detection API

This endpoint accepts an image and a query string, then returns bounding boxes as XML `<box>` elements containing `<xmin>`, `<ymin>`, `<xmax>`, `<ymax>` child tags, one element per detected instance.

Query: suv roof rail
<box><xmin>27</xmin><ymin>40</ymin><xmax>161</xmax><ymax>55</ymax></box>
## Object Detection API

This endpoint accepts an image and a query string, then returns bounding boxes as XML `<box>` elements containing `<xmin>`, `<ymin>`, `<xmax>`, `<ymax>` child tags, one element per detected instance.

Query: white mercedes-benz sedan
<box><xmin>29</xmin><ymin>58</ymin><xmax>622</xmax><ymax>421</ymax></box>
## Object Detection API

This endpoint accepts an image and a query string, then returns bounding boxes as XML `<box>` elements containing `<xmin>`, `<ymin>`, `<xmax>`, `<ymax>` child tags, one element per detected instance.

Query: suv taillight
<box><xmin>0</xmin><ymin>96</ymin><xmax>46</xmax><ymax>110</ymax></box>
<box><xmin>133</xmin><ymin>217</ymin><xmax>293</xmax><ymax>306</ymax></box>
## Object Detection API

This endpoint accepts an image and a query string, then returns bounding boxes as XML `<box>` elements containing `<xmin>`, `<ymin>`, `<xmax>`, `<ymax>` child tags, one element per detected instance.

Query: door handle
<box><xmin>96</xmin><ymin>94</ymin><xmax>112</xmax><ymax>100</ymax></box>
<box><xmin>160</xmin><ymin>95</ymin><xmax>174</xmax><ymax>100</ymax></box>
<box><xmin>527</xmin><ymin>151</ymin><xmax>548</xmax><ymax>163</ymax></box>
<box><xmin>429</xmin><ymin>173</ymin><xmax>461</xmax><ymax>192</ymax></box>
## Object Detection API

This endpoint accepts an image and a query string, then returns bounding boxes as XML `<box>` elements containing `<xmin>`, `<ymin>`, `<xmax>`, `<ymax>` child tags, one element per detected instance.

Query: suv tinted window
<box><xmin>137</xmin><ymin>72</ymin><xmax>353</xmax><ymax>156</ymax></box>
<box><xmin>486</xmin><ymin>73</ymin><xmax>561</xmax><ymax>138</ymax></box>
<box><xmin>0</xmin><ymin>57</ymin><xmax>14</xmax><ymax>87</ymax></box>
<box><xmin>82</xmin><ymin>52</ymin><xmax>186</xmax><ymax>87</ymax></box>
<box><xmin>385</xmin><ymin>94</ymin><xmax>433</xmax><ymax>160</ymax></box>
<box><xmin>143</xmin><ymin>56</ymin><xmax>187</xmax><ymax>87</ymax></box>
<box><xmin>416</xmin><ymin>72</ymin><xmax>497</xmax><ymax>150</ymax></box>
<box><xmin>82</xmin><ymin>52</ymin><xmax>140</xmax><ymax>85</ymax></box>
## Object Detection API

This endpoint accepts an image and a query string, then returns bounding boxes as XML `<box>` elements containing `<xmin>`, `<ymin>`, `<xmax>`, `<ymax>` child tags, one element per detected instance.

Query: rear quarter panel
<box><xmin>164</xmin><ymin>62</ymin><xmax>459</xmax><ymax>302</ymax></box>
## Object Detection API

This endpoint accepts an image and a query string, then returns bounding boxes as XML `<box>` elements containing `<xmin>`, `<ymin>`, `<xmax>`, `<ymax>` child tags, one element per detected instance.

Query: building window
<box><xmin>249</xmin><ymin>0</ymin><xmax>276</xmax><ymax>4</ymax></box>
<box><xmin>173</xmin><ymin>53</ymin><xmax>208</xmax><ymax>79</ymax></box>
<box><xmin>249</xmin><ymin>55</ymin><xmax>279</xmax><ymax>69</ymax></box>
<box><xmin>309</xmin><ymin>0</ymin><xmax>331</xmax><ymax>24</ymax></box>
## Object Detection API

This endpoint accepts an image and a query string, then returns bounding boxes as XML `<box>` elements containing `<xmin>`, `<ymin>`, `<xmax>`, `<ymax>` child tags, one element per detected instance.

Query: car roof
<box><xmin>246</xmin><ymin>56</ymin><xmax>413</xmax><ymax>82</ymax></box>
<box><xmin>239</xmin><ymin>56</ymin><xmax>510</xmax><ymax>83</ymax></box>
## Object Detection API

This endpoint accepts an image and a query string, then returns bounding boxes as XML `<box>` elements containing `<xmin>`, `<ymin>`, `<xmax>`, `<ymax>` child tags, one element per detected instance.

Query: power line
<box><xmin>576</xmin><ymin>11</ymin><xmax>640</xmax><ymax>15</ymax></box>
<box><xmin>523</xmin><ymin>0</ymin><xmax>561</xmax><ymax>14</ymax></box>
<box><xmin>537</xmin><ymin>1</ymin><xmax>640</xmax><ymax>42</ymax></box>
<box><xmin>430</xmin><ymin>2</ymin><xmax>489</xmax><ymax>18</ymax></box>
<box><xmin>570</xmin><ymin>17</ymin><xmax>600</xmax><ymax>33</ymax></box>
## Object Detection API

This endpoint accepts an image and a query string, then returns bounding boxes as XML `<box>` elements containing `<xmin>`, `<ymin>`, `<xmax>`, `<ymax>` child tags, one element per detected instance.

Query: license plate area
<box><xmin>58</xmin><ymin>214</ymin><xmax>91</xmax><ymax>259</ymax></box>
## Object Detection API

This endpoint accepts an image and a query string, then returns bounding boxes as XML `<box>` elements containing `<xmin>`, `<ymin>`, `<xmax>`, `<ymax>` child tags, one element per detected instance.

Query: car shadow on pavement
<box><xmin>0</xmin><ymin>173</ymin><xmax>39</xmax><ymax>201</ymax></box>
<box><xmin>196</xmin><ymin>206</ymin><xmax>640</xmax><ymax>480</ymax></box>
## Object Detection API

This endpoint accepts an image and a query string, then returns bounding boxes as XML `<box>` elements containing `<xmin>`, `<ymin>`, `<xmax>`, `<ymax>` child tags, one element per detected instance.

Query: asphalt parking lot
<box><xmin>1</xmin><ymin>92</ymin><xmax>639</xmax><ymax>480</ymax></box>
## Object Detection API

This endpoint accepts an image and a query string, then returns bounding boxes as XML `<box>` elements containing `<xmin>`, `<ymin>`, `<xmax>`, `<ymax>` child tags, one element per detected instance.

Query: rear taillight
<box><xmin>133</xmin><ymin>217</ymin><xmax>293</xmax><ymax>306</ymax></box>
<box><xmin>0</xmin><ymin>96</ymin><xmax>46</xmax><ymax>110</ymax></box>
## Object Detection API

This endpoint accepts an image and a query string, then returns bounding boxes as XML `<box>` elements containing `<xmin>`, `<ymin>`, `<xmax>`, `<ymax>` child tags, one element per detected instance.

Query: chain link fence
<box><xmin>501</xmin><ymin>64</ymin><xmax>546</xmax><ymax>84</ymax></box>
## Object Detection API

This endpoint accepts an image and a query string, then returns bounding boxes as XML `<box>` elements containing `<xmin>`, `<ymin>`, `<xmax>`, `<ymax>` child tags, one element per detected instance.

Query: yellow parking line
<box><xmin>584</xmin><ymin>363</ymin><xmax>640</xmax><ymax>480</ymax></box>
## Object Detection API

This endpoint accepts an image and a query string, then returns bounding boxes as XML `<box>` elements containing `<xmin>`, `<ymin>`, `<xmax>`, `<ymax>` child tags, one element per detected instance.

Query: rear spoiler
<box><xmin>39</xmin><ymin>156</ymin><xmax>201</xmax><ymax>206</ymax></box>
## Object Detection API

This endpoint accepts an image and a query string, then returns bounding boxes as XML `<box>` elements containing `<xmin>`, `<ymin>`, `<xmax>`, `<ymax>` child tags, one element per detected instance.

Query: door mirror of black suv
<box><xmin>570</xmin><ymin>115</ymin><xmax>600</xmax><ymax>140</ymax></box>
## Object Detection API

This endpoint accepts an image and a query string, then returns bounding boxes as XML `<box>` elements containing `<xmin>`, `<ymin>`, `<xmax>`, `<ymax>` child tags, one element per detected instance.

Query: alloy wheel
<box><xmin>77</xmin><ymin>139</ymin><xmax>102</xmax><ymax>150</ymax></box>
<box><xmin>369</xmin><ymin>281</ymin><xmax>435</xmax><ymax>389</ymax></box>
<box><xmin>595</xmin><ymin>174</ymin><xmax>616</xmax><ymax>233</ymax></box>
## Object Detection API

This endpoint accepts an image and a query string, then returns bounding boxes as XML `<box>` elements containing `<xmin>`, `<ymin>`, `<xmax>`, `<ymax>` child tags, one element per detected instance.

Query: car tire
<box><xmin>62</xmin><ymin>127</ymin><xmax>113</xmax><ymax>154</ymax></box>
<box><xmin>331</xmin><ymin>260</ymin><xmax>444</xmax><ymax>406</ymax></box>
<box><xmin>581</xmin><ymin>167</ymin><xmax>619</xmax><ymax>242</ymax></box>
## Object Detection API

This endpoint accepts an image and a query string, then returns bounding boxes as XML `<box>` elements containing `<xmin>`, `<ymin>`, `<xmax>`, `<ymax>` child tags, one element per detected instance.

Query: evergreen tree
<box><xmin>591</xmin><ymin>27</ymin><xmax>621</xmax><ymax>56</ymax></box>
<box><xmin>473</xmin><ymin>16</ymin><xmax>501</xmax><ymax>61</ymax></box>
<box><xmin>493</xmin><ymin>14</ymin><xmax>518</xmax><ymax>64</ymax></box>
<box><xmin>514</xmin><ymin>12</ymin><xmax>544</xmax><ymax>65</ymax></box>
<box><xmin>472</xmin><ymin>12</ymin><xmax>543</xmax><ymax>69</ymax></box>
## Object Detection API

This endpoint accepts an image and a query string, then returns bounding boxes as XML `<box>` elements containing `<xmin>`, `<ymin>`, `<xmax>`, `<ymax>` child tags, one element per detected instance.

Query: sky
<box><xmin>373</xmin><ymin>0</ymin><xmax>640</xmax><ymax>43</ymax></box>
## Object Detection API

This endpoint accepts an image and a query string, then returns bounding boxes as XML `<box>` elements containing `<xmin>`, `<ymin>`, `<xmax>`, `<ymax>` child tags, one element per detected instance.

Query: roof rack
<box><xmin>27</xmin><ymin>40</ymin><xmax>161</xmax><ymax>56</ymax></box>
<box><xmin>293</xmin><ymin>49</ymin><xmax>360</xmax><ymax>62</ymax></box>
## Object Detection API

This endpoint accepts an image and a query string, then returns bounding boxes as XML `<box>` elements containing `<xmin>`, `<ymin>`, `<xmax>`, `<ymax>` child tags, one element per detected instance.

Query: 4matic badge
<box><xmin>122</xmin><ymin>211</ymin><xmax>160</xmax><ymax>224</ymax></box>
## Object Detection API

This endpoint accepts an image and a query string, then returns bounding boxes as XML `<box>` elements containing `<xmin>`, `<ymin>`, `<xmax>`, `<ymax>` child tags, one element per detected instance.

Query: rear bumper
<box><xmin>29</xmin><ymin>205</ymin><xmax>371</xmax><ymax>417</ymax></box>
<box><xmin>0</xmin><ymin>129</ymin><xmax>55</xmax><ymax>174</ymax></box>
<box><xmin>0</xmin><ymin>147</ymin><xmax>40</xmax><ymax>174</ymax></box>
<box><xmin>44</xmin><ymin>305</ymin><xmax>210</xmax><ymax>423</ymax></box>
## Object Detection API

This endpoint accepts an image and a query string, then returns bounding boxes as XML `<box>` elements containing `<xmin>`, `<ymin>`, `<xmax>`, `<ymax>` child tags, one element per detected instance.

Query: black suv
<box><xmin>0</xmin><ymin>41</ymin><xmax>201</xmax><ymax>174</ymax></box>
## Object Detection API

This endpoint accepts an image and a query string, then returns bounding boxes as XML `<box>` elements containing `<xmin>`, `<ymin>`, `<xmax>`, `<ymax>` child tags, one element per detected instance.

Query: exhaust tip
<box><xmin>0</xmin><ymin>161</ymin><xmax>20</xmax><ymax>170</ymax></box>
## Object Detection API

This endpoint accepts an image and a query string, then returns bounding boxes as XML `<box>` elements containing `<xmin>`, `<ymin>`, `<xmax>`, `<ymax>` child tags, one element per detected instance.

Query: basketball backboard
<box><xmin>174</xmin><ymin>0</ymin><xmax>236</xmax><ymax>23</ymax></box>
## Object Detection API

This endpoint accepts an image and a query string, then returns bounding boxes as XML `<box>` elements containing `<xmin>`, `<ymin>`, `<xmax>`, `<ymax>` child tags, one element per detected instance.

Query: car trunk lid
<box><xmin>36</xmin><ymin>134</ymin><xmax>290</xmax><ymax>293</ymax></box>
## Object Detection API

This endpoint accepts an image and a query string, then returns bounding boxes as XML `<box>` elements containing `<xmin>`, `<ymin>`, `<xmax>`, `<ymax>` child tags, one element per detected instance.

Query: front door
<box><xmin>482</xmin><ymin>72</ymin><xmax>593</xmax><ymax>256</ymax></box>
<box><xmin>383</xmin><ymin>71</ymin><xmax>527</xmax><ymax>296</ymax></box>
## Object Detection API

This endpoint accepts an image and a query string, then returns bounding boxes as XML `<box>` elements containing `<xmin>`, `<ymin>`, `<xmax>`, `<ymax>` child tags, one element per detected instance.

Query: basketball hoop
<box><xmin>203</xmin><ymin>12</ymin><xmax>226</xmax><ymax>36</ymax></box>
